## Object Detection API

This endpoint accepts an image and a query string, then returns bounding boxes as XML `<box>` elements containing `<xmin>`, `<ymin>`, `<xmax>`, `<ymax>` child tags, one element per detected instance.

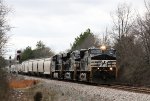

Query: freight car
<box><xmin>12</xmin><ymin>46</ymin><xmax>117</xmax><ymax>83</ymax></box>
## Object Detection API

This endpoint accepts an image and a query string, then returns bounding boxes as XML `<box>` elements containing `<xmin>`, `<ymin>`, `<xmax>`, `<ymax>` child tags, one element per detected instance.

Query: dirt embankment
<box><xmin>7</xmin><ymin>74</ymin><xmax>41</xmax><ymax>101</ymax></box>
<box><xmin>9</xmin><ymin>79</ymin><xmax>39</xmax><ymax>89</ymax></box>
<box><xmin>7</xmin><ymin>74</ymin><xmax>62</xmax><ymax>101</ymax></box>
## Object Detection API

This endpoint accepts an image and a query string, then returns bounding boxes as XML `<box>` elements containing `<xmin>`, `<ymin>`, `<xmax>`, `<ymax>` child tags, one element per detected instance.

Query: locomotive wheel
<box><xmin>79</xmin><ymin>73</ymin><xmax>88</xmax><ymax>81</ymax></box>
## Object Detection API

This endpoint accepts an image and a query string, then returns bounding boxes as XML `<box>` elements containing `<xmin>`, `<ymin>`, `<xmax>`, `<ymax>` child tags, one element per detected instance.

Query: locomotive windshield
<box><xmin>90</xmin><ymin>49</ymin><xmax>101</xmax><ymax>55</ymax></box>
<box><xmin>74</xmin><ymin>53</ymin><xmax>80</xmax><ymax>59</ymax></box>
<box><xmin>109</xmin><ymin>48</ymin><xmax>116</xmax><ymax>56</ymax></box>
<box><xmin>72</xmin><ymin>51</ymin><xmax>80</xmax><ymax>59</ymax></box>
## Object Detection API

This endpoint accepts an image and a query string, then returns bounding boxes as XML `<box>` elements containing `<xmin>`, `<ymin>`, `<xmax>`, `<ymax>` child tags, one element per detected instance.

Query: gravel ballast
<box><xmin>24</xmin><ymin>76</ymin><xmax>150</xmax><ymax>101</ymax></box>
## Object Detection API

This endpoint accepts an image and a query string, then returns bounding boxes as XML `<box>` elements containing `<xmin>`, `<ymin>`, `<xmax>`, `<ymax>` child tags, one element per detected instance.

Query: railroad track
<box><xmin>17</xmin><ymin>74</ymin><xmax>150</xmax><ymax>94</ymax></box>
<box><xmin>99</xmin><ymin>83</ymin><xmax>150</xmax><ymax>94</ymax></box>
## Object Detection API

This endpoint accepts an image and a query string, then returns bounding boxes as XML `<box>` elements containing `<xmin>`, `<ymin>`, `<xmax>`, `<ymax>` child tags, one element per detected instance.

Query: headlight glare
<box><xmin>110</xmin><ymin>67</ymin><xmax>113</xmax><ymax>71</ymax></box>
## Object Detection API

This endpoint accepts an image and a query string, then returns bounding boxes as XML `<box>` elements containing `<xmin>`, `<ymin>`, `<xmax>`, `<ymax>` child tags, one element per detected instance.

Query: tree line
<box><xmin>20</xmin><ymin>40</ymin><xmax>55</xmax><ymax>62</ymax></box>
<box><xmin>110</xmin><ymin>2</ymin><xmax>150</xmax><ymax>85</ymax></box>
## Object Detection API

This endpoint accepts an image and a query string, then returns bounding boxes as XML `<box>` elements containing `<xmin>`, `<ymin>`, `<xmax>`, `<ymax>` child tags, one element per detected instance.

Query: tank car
<box><xmin>43</xmin><ymin>58</ymin><xmax>51</xmax><ymax>77</ymax></box>
<box><xmin>37</xmin><ymin>59</ymin><xmax>45</xmax><ymax>76</ymax></box>
<box><xmin>22</xmin><ymin>61</ymin><xmax>29</xmax><ymax>75</ymax></box>
<box><xmin>28</xmin><ymin>60</ymin><xmax>33</xmax><ymax>75</ymax></box>
<box><xmin>16</xmin><ymin>64</ymin><xmax>22</xmax><ymax>74</ymax></box>
<box><xmin>10</xmin><ymin>65</ymin><xmax>17</xmax><ymax>73</ymax></box>
<box><xmin>32</xmin><ymin>59</ymin><xmax>38</xmax><ymax>75</ymax></box>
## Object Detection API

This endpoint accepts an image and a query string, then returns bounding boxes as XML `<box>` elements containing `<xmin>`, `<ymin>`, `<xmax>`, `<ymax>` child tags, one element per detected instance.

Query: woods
<box><xmin>20</xmin><ymin>41</ymin><xmax>55</xmax><ymax>62</ymax></box>
<box><xmin>69</xmin><ymin>1</ymin><xmax>150</xmax><ymax>85</ymax></box>
<box><xmin>0</xmin><ymin>0</ymin><xmax>10</xmax><ymax>100</ymax></box>
<box><xmin>111</xmin><ymin>1</ymin><xmax>150</xmax><ymax>84</ymax></box>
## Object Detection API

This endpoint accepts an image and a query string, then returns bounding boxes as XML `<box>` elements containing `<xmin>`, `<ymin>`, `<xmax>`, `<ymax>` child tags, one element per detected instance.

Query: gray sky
<box><xmin>6</xmin><ymin>0</ymin><xmax>146</xmax><ymax>58</ymax></box>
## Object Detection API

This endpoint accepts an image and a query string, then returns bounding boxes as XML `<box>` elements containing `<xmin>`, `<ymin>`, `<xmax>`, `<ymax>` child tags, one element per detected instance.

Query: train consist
<box><xmin>10</xmin><ymin>46</ymin><xmax>117</xmax><ymax>83</ymax></box>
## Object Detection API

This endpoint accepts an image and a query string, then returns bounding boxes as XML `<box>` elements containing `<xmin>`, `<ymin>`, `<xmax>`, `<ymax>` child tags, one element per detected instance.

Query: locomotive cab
<box><xmin>89</xmin><ymin>47</ymin><xmax>117</xmax><ymax>82</ymax></box>
<box><xmin>51</xmin><ymin>55</ymin><xmax>62</xmax><ymax>78</ymax></box>
<box><xmin>61</xmin><ymin>52</ymin><xmax>72</xmax><ymax>79</ymax></box>
<box><xmin>77</xmin><ymin>47</ymin><xmax>117</xmax><ymax>82</ymax></box>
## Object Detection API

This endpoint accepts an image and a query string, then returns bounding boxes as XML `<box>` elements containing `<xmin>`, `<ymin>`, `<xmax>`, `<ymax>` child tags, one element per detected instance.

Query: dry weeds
<box><xmin>9</xmin><ymin>79</ymin><xmax>39</xmax><ymax>89</ymax></box>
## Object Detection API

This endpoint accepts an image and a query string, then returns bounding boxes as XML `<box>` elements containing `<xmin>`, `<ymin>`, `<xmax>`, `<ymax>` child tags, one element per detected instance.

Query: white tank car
<box><xmin>23</xmin><ymin>61</ymin><xmax>29</xmax><ymax>74</ymax></box>
<box><xmin>16</xmin><ymin>64</ymin><xmax>22</xmax><ymax>73</ymax></box>
<box><xmin>22</xmin><ymin>61</ymin><xmax>25</xmax><ymax>73</ymax></box>
<box><xmin>11</xmin><ymin>65</ymin><xmax>18</xmax><ymax>73</ymax></box>
<box><xmin>20</xmin><ymin>63</ymin><xmax>24</xmax><ymax>73</ymax></box>
<box><xmin>33</xmin><ymin>60</ymin><xmax>38</xmax><ymax>73</ymax></box>
<box><xmin>37</xmin><ymin>59</ymin><xmax>44</xmax><ymax>74</ymax></box>
<box><xmin>43</xmin><ymin>58</ymin><xmax>51</xmax><ymax>75</ymax></box>
<box><xmin>28</xmin><ymin>60</ymin><xmax>33</xmax><ymax>73</ymax></box>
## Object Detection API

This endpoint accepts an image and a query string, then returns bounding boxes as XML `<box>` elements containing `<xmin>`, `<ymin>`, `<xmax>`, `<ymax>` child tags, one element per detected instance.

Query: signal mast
<box><xmin>16</xmin><ymin>50</ymin><xmax>21</xmax><ymax>62</ymax></box>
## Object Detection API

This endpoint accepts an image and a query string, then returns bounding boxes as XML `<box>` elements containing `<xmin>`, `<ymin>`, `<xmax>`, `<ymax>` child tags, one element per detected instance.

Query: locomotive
<box><xmin>12</xmin><ymin>46</ymin><xmax>117</xmax><ymax>83</ymax></box>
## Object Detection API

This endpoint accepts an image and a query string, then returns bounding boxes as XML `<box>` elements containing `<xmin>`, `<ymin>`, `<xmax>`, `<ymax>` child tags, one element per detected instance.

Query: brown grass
<box><xmin>9</xmin><ymin>80</ymin><xmax>39</xmax><ymax>89</ymax></box>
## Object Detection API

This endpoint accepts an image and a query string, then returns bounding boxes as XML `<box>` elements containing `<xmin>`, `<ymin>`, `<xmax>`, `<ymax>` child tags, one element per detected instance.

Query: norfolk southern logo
<box><xmin>99</xmin><ymin>60</ymin><xmax>107</xmax><ymax>67</ymax></box>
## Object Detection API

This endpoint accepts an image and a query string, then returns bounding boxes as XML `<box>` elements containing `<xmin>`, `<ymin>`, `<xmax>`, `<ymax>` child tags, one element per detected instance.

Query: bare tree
<box><xmin>144</xmin><ymin>0</ymin><xmax>150</xmax><ymax>13</ymax></box>
<box><xmin>110</xmin><ymin>2</ymin><xmax>150</xmax><ymax>85</ymax></box>
<box><xmin>101</xmin><ymin>27</ymin><xmax>112</xmax><ymax>47</ymax></box>
<box><xmin>110</xmin><ymin>3</ymin><xmax>143</xmax><ymax>84</ymax></box>
<box><xmin>0</xmin><ymin>1</ymin><xmax>11</xmax><ymax>100</ymax></box>
<box><xmin>111</xmin><ymin>3</ymin><xmax>134</xmax><ymax>40</ymax></box>
<box><xmin>133</xmin><ymin>1</ymin><xmax>150</xmax><ymax>64</ymax></box>
<box><xmin>111</xmin><ymin>3</ymin><xmax>135</xmax><ymax>62</ymax></box>
<box><xmin>0</xmin><ymin>0</ymin><xmax>10</xmax><ymax>57</ymax></box>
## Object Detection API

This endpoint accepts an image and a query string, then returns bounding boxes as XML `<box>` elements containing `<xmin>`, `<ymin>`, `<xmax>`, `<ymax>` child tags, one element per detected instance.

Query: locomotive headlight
<box><xmin>110</xmin><ymin>67</ymin><xmax>113</xmax><ymax>71</ymax></box>
<box><xmin>100</xmin><ymin>45</ymin><xmax>106</xmax><ymax>51</ymax></box>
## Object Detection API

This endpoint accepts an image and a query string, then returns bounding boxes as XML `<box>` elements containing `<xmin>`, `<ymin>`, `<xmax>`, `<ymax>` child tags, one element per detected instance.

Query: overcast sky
<box><xmin>5</xmin><ymin>0</ymin><xmax>147</xmax><ymax>58</ymax></box>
